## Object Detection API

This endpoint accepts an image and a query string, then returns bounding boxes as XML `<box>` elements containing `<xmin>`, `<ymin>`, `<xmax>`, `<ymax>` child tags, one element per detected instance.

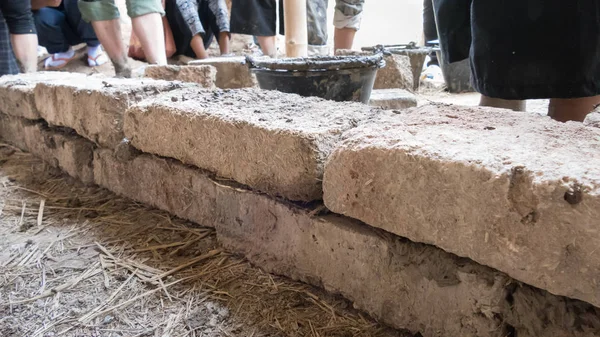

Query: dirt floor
<box><xmin>0</xmin><ymin>147</ymin><xmax>414</xmax><ymax>337</ymax></box>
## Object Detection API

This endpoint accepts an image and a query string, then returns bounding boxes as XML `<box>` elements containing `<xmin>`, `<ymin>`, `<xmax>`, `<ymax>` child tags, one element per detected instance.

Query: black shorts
<box><xmin>435</xmin><ymin>0</ymin><xmax>600</xmax><ymax>99</ymax></box>
<box><xmin>229</xmin><ymin>0</ymin><xmax>328</xmax><ymax>46</ymax></box>
<box><xmin>230</xmin><ymin>0</ymin><xmax>283</xmax><ymax>37</ymax></box>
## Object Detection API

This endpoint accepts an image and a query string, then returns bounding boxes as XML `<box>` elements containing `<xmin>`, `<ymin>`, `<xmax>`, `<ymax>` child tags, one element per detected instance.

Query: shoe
<box><xmin>421</xmin><ymin>64</ymin><xmax>444</xmax><ymax>83</ymax></box>
<box><xmin>37</xmin><ymin>46</ymin><xmax>48</xmax><ymax>58</ymax></box>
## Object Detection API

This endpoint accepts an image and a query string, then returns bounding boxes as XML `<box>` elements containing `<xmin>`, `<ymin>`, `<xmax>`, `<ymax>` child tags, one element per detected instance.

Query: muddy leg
<box><xmin>257</xmin><ymin>35</ymin><xmax>276</xmax><ymax>57</ymax></box>
<box><xmin>548</xmin><ymin>96</ymin><xmax>600</xmax><ymax>122</ymax></box>
<box><xmin>90</xmin><ymin>19</ymin><xmax>131</xmax><ymax>77</ymax></box>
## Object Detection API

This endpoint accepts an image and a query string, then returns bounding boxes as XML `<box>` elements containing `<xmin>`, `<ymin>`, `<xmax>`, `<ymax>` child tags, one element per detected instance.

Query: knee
<box><xmin>126</xmin><ymin>0</ymin><xmax>164</xmax><ymax>19</ymax></box>
<box><xmin>334</xmin><ymin>0</ymin><xmax>364</xmax><ymax>30</ymax></box>
<box><xmin>335</xmin><ymin>0</ymin><xmax>364</xmax><ymax>14</ymax></box>
<box><xmin>77</xmin><ymin>0</ymin><xmax>120</xmax><ymax>22</ymax></box>
<box><xmin>34</xmin><ymin>8</ymin><xmax>64</xmax><ymax>28</ymax></box>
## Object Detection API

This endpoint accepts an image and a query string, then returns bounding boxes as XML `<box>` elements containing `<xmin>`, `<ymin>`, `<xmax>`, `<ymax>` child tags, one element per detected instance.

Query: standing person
<box><xmin>32</xmin><ymin>0</ymin><xmax>108</xmax><ymax>70</ymax></box>
<box><xmin>164</xmin><ymin>0</ymin><xmax>231</xmax><ymax>59</ymax></box>
<box><xmin>434</xmin><ymin>0</ymin><xmax>599</xmax><ymax>122</ymax></box>
<box><xmin>229</xmin><ymin>0</ymin><xmax>281</xmax><ymax>57</ymax></box>
<box><xmin>77</xmin><ymin>0</ymin><xmax>167</xmax><ymax>77</ymax></box>
<box><xmin>332</xmin><ymin>0</ymin><xmax>363</xmax><ymax>51</ymax></box>
<box><xmin>422</xmin><ymin>0</ymin><xmax>437</xmax><ymax>66</ymax></box>
<box><xmin>230</xmin><ymin>0</ymin><xmax>364</xmax><ymax>57</ymax></box>
<box><xmin>0</xmin><ymin>0</ymin><xmax>39</xmax><ymax>73</ymax></box>
<box><xmin>420</xmin><ymin>0</ymin><xmax>442</xmax><ymax>82</ymax></box>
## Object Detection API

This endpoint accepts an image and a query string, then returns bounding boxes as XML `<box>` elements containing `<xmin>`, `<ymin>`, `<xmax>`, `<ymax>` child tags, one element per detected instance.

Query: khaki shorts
<box><xmin>78</xmin><ymin>0</ymin><xmax>164</xmax><ymax>22</ymax></box>
<box><xmin>333</xmin><ymin>0</ymin><xmax>364</xmax><ymax>30</ymax></box>
<box><xmin>307</xmin><ymin>0</ymin><xmax>364</xmax><ymax>47</ymax></box>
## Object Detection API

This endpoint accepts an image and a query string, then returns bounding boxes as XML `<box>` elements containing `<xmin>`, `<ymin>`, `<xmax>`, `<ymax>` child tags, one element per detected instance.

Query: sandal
<box><xmin>44</xmin><ymin>53</ymin><xmax>76</xmax><ymax>70</ymax></box>
<box><xmin>87</xmin><ymin>48</ymin><xmax>108</xmax><ymax>67</ymax></box>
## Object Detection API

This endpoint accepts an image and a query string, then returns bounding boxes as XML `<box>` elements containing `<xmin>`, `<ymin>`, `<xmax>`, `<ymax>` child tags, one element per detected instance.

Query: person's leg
<box><xmin>90</xmin><ymin>19</ymin><xmax>129</xmax><ymax>73</ymax></box>
<box><xmin>548</xmin><ymin>96</ymin><xmax>600</xmax><ymax>123</ymax></box>
<box><xmin>334</xmin><ymin>28</ymin><xmax>355</xmax><ymax>50</ymax></box>
<box><xmin>78</xmin><ymin>0</ymin><xmax>130</xmax><ymax>76</ymax></box>
<box><xmin>230</xmin><ymin>0</ymin><xmax>278</xmax><ymax>57</ymax></box>
<box><xmin>1</xmin><ymin>0</ymin><xmax>38</xmax><ymax>72</ymax></box>
<box><xmin>206</xmin><ymin>0</ymin><xmax>231</xmax><ymax>55</ymax></box>
<box><xmin>64</xmin><ymin>0</ymin><xmax>98</xmax><ymax>47</ymax></box>
<box><xmin>34</xmin><ymin>7</ymin><xmax>70</xmax><ymax>54</ymax></box>
<box><xmin>469</xmin><ymin>1</ymin><xmax>600</xmax><ymax>123</ymax></box>
<box><xmin>127</xmin><ymin>0</ymin><xmax>167</xmax><ymax>65</ymax></box>
<box><xmin>306</xmin><ymin>0</ymin><xmax>328</xmax><ymax>55</ymax></box>
<box><xmin>423</xmin><ymin>0</ymin><xmax>438</xmax><ymax>66</ymax></box>
<box><xmin>63</xmin><ymin>0</ymin><xmax>106</xmax><ymax>66</ymax></box>
<box><xmin>34</xmin><ymin>7</ymin><xmax>80</xmax><ymax>69</ymax></box>
<box><xmin>168</xmin><ymin>0</ymin><xmax>207</xmax><ymax>59</ymax></box>
<box><xmin>479</xmin><ymin>96</ymin><xmax>526</xmax><ymax>112</ymax></box>
<box><xmin>257</xmin><ymin>36</ymin><xmax>276</xmax><ymax>56</ymax></box>
<box><xmin>333</xmin><ymin>0</ymin><xmax>363</xmax><ymax>51</ymax></box>
<box><xmin>190</xmin><ymin>35</ymin><xmax>208</xmax><ymax>59</ymax></box>
<box><xmin>259</xmin><ymin>0</ymin><xmax>281</xmax><ymax>56</ymax></box>
<box><xmin>217</xmin><ymin>32</ymin><xmax>230</xmax><ymax>55</ymax></box>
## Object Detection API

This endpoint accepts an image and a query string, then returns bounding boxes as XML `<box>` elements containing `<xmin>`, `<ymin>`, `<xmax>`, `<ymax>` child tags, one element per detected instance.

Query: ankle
<box><xmin>111</xmin><ymin>58</ymin><xmax>131</xmax><ymax>78</ymax></box>
<box><xmin>55</xmin><ymin>48</ymin><xmax>75</xmax><ymax>57</ymax></box>
<box><xmin>87</xmin><ymin>45</ymin><xmax>102</xmax><ymax>57</ymax></box>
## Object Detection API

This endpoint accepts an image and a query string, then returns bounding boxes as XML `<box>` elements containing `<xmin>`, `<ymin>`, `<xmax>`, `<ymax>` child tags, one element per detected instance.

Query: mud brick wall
<box><xmin>323</xmin><ymin>105</ymin><xmax>600</xmax><ymax>308</ymax></box>
<box><xmin>187</xmin><ymin>57</ymin><xmax>258</xmax><ymax>89</ymax></box>
<box><xmin>1</xmin><ymin>72</ymin><xmax>600</xmax><ymax>337</ymax></box>
<box><xmin>144</xmin><ymin>65</ymin><xmax>217</xmax><ymax>89</ymax></box>
<box><xmin>33</xmin><ymin>74</ymin><xmax>186</xmax><ymax>148</ymax></box>
<box><xmin>124</xmin><ymin>87</ymin><xmax>376</xmax><ymax>201</ymax></box>
<box><xmin>369</xmin><ymin>89</ymin><xmax>417</xmax><ymax>110</ymax></box>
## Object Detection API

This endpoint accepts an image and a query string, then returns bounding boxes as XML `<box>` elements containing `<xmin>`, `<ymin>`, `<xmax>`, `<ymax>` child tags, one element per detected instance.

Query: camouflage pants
<box><xmin>307</xmin><ymin>0</ymin><xmax>364</xmax><ymax>47</ymax></box>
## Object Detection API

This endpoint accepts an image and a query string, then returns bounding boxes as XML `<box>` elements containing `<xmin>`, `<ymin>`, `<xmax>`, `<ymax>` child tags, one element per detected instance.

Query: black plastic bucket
<box><xmin>247</xmin><ymin>54</ymin><xmax>385</xmax><ymax>104</ymax></box>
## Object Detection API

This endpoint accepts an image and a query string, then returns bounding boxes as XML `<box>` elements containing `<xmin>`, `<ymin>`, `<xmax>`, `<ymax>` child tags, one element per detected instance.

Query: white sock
<box><xmin>44</xmin><ymin>48</ymin><xmax>75</xmax><ymax>68</ymax></box>
<box><xmin>87</xmin><ymin>45</ymin><xmax>108</xmax><ymax>67</ymax></box>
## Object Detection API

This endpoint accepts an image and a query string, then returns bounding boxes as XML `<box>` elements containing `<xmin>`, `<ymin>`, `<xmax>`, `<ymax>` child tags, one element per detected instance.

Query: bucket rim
<box><xmin>249</xmin><ymin>65</ymin><xmax>380</xmax><ymax>75</ymax></box>
<box><xmin>246</xmin><ymin>54</ymin><xmax>385</xmax><ymax>72</ymax></box>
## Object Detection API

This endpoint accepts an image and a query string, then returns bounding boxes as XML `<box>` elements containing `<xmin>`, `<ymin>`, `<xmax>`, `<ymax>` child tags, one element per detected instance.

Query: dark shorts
<box><xmin>229</xmin><ymin>0</ymin><xmax>329</xmax><ymax>46</ymax></box>
<box><xmin>230</xmin><ymin>0</ymin><xmax>283</xmax><ymax>37</ymax></box>
<box><xmin>435</xmin><ymin>0</ymin><xmax>600</xmax><ymax>99</ymax></box>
